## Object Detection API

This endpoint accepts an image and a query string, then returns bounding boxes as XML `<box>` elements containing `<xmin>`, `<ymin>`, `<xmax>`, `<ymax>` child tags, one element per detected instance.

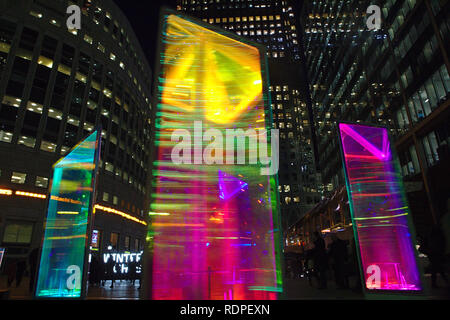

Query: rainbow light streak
<box><xmin>35</xmin><ymin>130</ymin><xmax>100</xmax><ymax>298</ymax></box>
<box><xmin>338</xmin><ymin>123</ymin><xmax>421</xmax><ymax>292</ymax></box>
<box><xmin>149</xmin><ymin>12</ymin><xmax>282</xmax><ymax>300</ymax></box>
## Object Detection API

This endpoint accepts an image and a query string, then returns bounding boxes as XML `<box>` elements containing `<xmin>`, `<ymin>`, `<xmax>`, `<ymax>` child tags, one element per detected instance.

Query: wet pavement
<box><xmin>1</xmin><ymin>274</ymin><xmax>449</xmax><ymax>300</ymax></box>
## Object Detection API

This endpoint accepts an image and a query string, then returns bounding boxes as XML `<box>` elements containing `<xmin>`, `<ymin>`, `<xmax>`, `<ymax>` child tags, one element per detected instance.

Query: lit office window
<box><xmin>18</xmin><ymin>136</ymin><xmax>36</xmax><ymax>148</ymax></box>
<box><xmin>105</xmin><ymin>162</ymin><xmax>114</xmax><ymax>172</ymax></box>
<box><xmin>110</xmin><ymin>232</ymin><xmax>119</xmax><ymax>249</ymax></box>
<box><xmin>35</xmin><ymin>176</ymin><xmax>49</xmax><ymax>188</ymax></box>
<box><xmin>0</xmin><ymin>131</ymin><xmax>13</xmax><ymax>143</ymax></box>
<box><xmin>2</xmin><ymin>222</ymin><xmax>33</xmax><ymax>244</ymax></box>
<box><xmin>40</xmin><ymin>140</ymin><xmax>57</xmax><ymax>152</ymax></box>
<box><xmin>29</xmin><ymin>11</ymin><xmax>43</xmax><ymax>19</ymax></box>
<box><xmin>60</xmin><ymin>146</ymin><xmax>70</xmax><ymax>155</ymax></box>
<box><xmin>97</xmin><ymin>43</ymin><xmax>105</xmax><ymax>52</ymax></box>
<box><xmin>11</xmin><ymin>172</ymin><xmax>26</xmax><ymax>184</ymax></box>
<box><xmin>84</xmin><ymin>34</ymin><xmax>93</xmax><ymax>44</ymax></box>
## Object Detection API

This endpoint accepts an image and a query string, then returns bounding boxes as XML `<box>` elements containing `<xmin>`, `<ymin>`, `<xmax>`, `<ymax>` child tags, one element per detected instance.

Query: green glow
<box><xmin>35</xmin><ymin>131</ymin><xmax>100</xmax><ymax>298</ymax></box>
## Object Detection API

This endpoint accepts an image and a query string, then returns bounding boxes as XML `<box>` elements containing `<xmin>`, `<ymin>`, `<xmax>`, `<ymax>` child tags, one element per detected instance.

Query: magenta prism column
<box><xmin>338</xmin><ymin>122</ymin><xmax>422</xmax><ymax>292</ymax></box>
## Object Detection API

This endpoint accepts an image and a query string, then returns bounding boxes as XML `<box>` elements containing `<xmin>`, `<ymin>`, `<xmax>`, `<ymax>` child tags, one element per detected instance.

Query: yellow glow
<box><xmin>50</xmin><ymin>195</ymin><xmax>82</xmax><ymax>204</ymax></box>
<box><xmin>0</xmin><ymin>188</ymin><xmax>13</xmax><ymax>195</ymax></box>
<box><xmin>161</xmin><ymin>14</ymin><xmax>263</xmax><ymax>124</ymax></box>
<box><xmin>149</xmin><ymin>212</ymin><xmax>171</xmax><ymax>216</ymax></box>
<box><xmin>94</xmin><ymin>204</ymin><xmax>147</xmax><ymax>226</ymax></box>
<box><xmin>57</xmin><ymin>211</ymin><xmax>79</xmax><ymax>215</ymax></box>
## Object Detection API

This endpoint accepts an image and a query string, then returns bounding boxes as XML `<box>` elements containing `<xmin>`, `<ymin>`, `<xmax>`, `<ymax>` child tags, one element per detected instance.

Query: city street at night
<box><xmin>0</xmin><ymin>0</ymin><xmax>449</xmax><ymax>315</ymax></box>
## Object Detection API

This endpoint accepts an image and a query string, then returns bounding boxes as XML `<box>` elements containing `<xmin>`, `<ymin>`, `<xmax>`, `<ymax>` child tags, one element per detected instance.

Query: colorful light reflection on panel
<box><xmin>150</xmin><ymin>13</ymin><xmax>282</xmax><ymax>300</ymax></box>
<box><xmin>35</xmin><ymin>131</ymin><xmax>100</xmax><ymax>298</ymax></box>
<box><xmin>338</xmin><ymin>123</ymin><xmax>421</xmax><ymax>292</ymax></box>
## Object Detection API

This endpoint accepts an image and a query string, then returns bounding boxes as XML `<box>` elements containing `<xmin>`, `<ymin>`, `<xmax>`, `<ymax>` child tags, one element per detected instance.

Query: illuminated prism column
<box><xmin>35</xmin><ymin>130</ymin><xmax>101</xmax><ymax>298</ymax></box>
<box><xmin>337</xmin><ymin>122</ymin><xmax>422</xmax><ymax>292</ymax></box>
<box><xmin>146</xmin><ymin>10</ymin><xmax>282</xmax><ymax>300</ymax></box>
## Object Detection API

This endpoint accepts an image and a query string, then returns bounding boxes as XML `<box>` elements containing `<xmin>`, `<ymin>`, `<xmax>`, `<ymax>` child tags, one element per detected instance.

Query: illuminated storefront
<box><xmin>147</xmin><ymin>10</ymin><xmax>282</xmax><ymax>300</ymax></box>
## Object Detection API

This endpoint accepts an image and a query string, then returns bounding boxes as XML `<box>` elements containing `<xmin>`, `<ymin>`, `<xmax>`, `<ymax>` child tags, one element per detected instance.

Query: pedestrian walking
<box><xmin>421</xmin><ymin>224</ymin><xmax>449</xmax><ymax>288</ymax></box>
<box><xmin>106</xmin><ymin>256</ymin><xmax>116</xmax><ymax>288</ymax></box>
<box><xmin>128</xmin><ymin>259</ymin><xmax>137</xmax><ymax>285</ymax></box>
<box><xmin>312</xmin><ymin>231</ymin><xmax>328</xmax><ymax>289</ymax></box>
<box><xmin>15</xmin><ymin>259</ymin><xmax>27</xmax><ymax>288</ymax></box>
<box><xmin>328</xmin><ymin>233</ymin><xmax>349</xmax><ymax>289</ymax></box>
<box><xmin>28</xmin><ymin>248</ymin><xmax>39</xmax><ymax>293</ymax></box>
<box><xmin>6</xmin><ymin>259</ymin><xmax>17</xmax><ymax>288</ymax></box>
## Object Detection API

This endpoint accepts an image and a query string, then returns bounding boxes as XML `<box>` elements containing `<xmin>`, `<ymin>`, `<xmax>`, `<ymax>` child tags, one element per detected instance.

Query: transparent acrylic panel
<box><xmin>338</xmin><ymin>123</ymin><xmax>421</xmax><ymax>292</ymax></box>
<box><xmin>35</xmin><ymin>130</ymin><xmax>100</xmax><ymax>298</ymax></box>
<box><xmin>150</xmin><ymin>12</ymin><xmax>282</xmax><ymax>300</ymax></box>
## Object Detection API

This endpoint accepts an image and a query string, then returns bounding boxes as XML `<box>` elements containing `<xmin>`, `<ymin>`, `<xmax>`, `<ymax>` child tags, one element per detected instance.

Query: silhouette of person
<box><xmin>312</xmin><ymin>231</ymin><xmax>328</xmax><ymax>289</ymax></box>
<box><xmin>137</xmin><ymin>260</ymin><xmax>142</xmax><ymax>289</ymax></box>
<box><xmin>441</xmin><ymin>199</ymin><xmax>450</xmax><ymax>259</ymax></box>
<box><xmin>328</xmin><ymin>233</ymin><xmax>349</xmax><ymax>289</ymax></box>
<box><xmin>106</xmin><ymin>255</ymin><xmax>116</xmax><ymax>288</ymax></box>
<box><xmin>6</xmin><ymin>259</ymin><xmax>17</xmax><ymax>288</ymax></box>
<box><xmin>15</xmin><ymin>259</ymin><xmax>27</xmax><ymax>288</ymax></box>
<box><xmin>304</xmin><ymin>248</ymin><xmax>314</xmax><ymax>286</ymax></box>
<box><xmin>349</xmin><ymin>236</ymin><xmax>362</xmax><ymax>292</ymax></box>
<box><xmin>98</xmin><ymin>257</ymin><xmax>106</xmax><ymax>286</ymax></box>
<box><xmin>89</xmin><ymin>255</ymin><xmax>100</xmax><ymax>286</ymax></box>
<box><xmin>128</xmin><ymin>259</ymin><xmax>137</xmax><ymax>285</ymax></box>
<box><xmin>28</xmin><ymin>248</ymin><xmax>40</xmax><ymax>293</ymax></box>
<box><xmin>422</xmin><ymin>224</ymin><xmax>449</xmax><ymax>288</ymax></box>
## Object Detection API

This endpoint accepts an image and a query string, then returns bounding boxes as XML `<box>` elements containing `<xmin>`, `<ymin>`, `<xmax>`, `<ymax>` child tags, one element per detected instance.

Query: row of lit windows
<box><xmin>1</xmin><ymin>93</ymin><xmax>148</xmax><ymax>177</ymax></box>
<box><xmin>0</xmin><ymin>126</ymin><xmax>147</xmax><ymax>194</ymax></box>
<box><xmin>27</xmin><ymin>10</ymin><xmax>151</xmax><ymax>104</ymax></box>
<box><xmin>4</xmin><ymin>170</ymin><xmax>49</xmax><ymax>188</ymax></box>
<box><xmin>0</xmin><ymin>36</ymin><xmax>150</xmax><ymax>172</ymax></box>
<box><xmin>0</xmin><ymin>171</ymin><xmax>145</xmax><ymax>218</ymax></box>
<box><xmin>0</xmin><ymin>25</ymin><xmax>150</xmax><ymax>124</ymax></box>
<box><xmin>204</xmin><ymin>15</ymin><xmax>281</xmax><ymax>24</ymax></box>
<box><xmin>78</xmin><ymin>1</ymin><xmax>150</xmax><ymax>88</ymax></box>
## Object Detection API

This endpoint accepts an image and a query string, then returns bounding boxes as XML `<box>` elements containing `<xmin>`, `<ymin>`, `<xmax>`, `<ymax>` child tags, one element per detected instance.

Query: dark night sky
<box><xmin>113</xmin><ymin>0</ymin><xmax>177</xmax><ymax>73</ymax></box>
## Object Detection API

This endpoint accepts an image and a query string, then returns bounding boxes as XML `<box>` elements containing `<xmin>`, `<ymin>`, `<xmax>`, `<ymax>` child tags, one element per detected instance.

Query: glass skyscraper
<box><xmin>300</xmin><ymin>0</ymin><xmax>449</xmax><ymax>236</ymax></box>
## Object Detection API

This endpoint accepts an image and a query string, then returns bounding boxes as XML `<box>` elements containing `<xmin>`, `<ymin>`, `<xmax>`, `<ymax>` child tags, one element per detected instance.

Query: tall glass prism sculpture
<box><xmin>35</xmin><ymin>130</ymin><xmax>101</xmax><ymax>298</ymax></box>
<box><xmin>147</xmin><ymin>10</ymin><xmax>282</xmax><ymax>300</ymax></box>
<box><xmin>338</xmin><ymin>122</ymin><xmax>421</xmax><ymax>292</ymax></box>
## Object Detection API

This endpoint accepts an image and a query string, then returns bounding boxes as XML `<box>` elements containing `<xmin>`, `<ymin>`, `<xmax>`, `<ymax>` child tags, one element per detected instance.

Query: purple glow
<box><xmin>339</xmin><ymin>123</ymin><xmax>390</xmax><ymax>160</ymax></box>
<box><xmin>218</xmin><ymin>170</ymin><xmax>248</xmax><ymax>200</ymax></box>
<box><xmin>338</xmin><ymin>123</ymin><xmax>422</xmax><ymax>292</ymax></box>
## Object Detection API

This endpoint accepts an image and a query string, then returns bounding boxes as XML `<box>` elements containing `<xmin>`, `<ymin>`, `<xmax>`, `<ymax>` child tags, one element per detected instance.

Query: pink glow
<box><xmin>340</xmin><ymin>123</ymin><xmax>390</xmax><ymax>160</ymax></box>
<box><xmin>338</xmin><ymin>123</ymin><xmax>422</xmax><ymax>292</ymax></box>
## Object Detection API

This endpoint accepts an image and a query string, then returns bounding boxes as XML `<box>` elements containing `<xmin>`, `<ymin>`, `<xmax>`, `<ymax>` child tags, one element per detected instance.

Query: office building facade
<box><xmin>300</xmin><ymin>0</ymin><xmax>449</xmax><ymax>236</ymax></box>
<box><xmin>0</xmin><ymin>0</ymin><xmax>152</xmax><ymax>262</ymax></box>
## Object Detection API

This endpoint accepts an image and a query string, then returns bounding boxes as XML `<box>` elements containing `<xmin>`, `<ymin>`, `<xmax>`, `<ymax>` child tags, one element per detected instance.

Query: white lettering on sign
<box><xmin>101</xmin><ymin>251</ymin><xmax>143</xmax><ymax>274</ymax></box>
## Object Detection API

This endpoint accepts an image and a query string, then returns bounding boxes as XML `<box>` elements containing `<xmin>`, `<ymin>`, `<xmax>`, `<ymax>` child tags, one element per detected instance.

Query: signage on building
<box><xmin>0</xmin><ymin>248</ymin><xmax>5</xmax><ymax>268</ymax></box>
<box><xmin>102</xmin><ymin>251</ymin><xmax>143</xmax><ymax>274</ymax></box>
